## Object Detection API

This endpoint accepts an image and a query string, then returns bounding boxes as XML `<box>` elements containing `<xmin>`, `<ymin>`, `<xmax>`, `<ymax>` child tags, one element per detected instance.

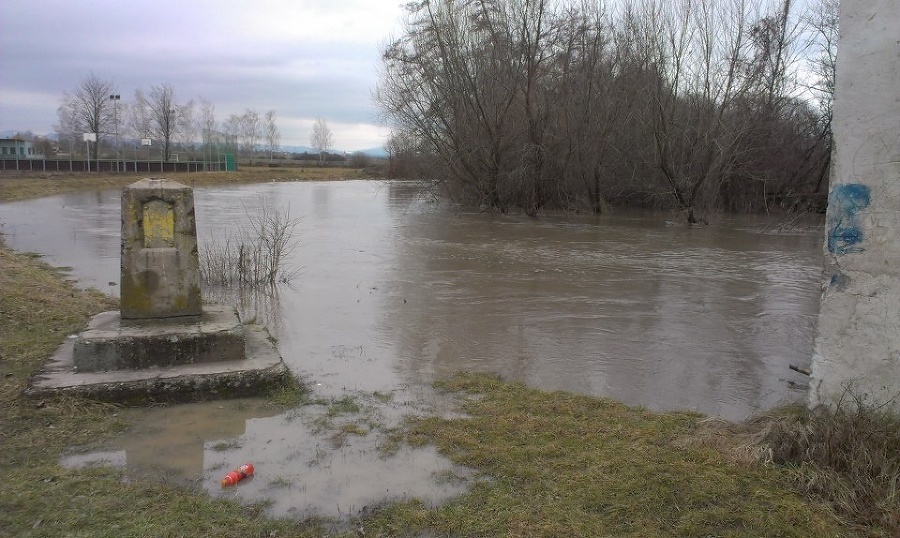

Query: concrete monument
<box><xmin>120</xmin><ymin>178</ymin><xmax>202</xmax><ymax>319</ymax></box>
<box><xmin>29</xmin><ymin>178</ymin><xmax>289</xmax><ymax>403</ymax></box>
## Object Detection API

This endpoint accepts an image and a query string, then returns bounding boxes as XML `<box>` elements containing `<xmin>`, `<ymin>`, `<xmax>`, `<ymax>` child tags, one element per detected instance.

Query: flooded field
<box><xmin>1</xmin><ymin>179</ymin><xmax>825</xmax><ymax>518</ymax></box>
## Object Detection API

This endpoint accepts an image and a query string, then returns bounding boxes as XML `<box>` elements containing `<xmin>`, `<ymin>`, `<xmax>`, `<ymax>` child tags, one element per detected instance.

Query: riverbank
<box><xmin>1</xmin><ymin>240</ymin><xmax>876</xmax><ymax>537</ymax></box>
<box><xmin>0</xmin><ymin>166</ymin><xmax>371</xmax><ymax>202</ymax></box>
<box><xmin>1</xmin><ymin>177</ymin><xmax>895</xmax><ymax>535</ymax></box>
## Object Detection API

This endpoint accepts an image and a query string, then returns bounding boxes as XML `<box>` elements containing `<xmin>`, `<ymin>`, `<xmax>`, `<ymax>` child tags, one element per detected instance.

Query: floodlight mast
<box><xmin>110</xmin><ymin>94</ymin><xmax>121</xmax><ymax>172</ymax></box>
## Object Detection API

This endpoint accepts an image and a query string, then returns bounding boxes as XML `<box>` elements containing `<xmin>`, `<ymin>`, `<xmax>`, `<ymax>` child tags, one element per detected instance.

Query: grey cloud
<box><xmin>0</xmin><ymin>0</ymin><xmax>399</xmax><ymax>149</ymax></box>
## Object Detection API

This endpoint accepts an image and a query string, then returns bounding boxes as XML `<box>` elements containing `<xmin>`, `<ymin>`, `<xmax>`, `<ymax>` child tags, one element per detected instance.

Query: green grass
<box><xmin>268</xmin><ymin>475</ymin><xmax>295</xmax><ymax>489</ymax></box>
<box><xmin>360</xmin><ymin>373</ymin><xmax>851</xmax><ymax>537</ymax></box>
<box><xmin>209</xmin><ymin>439</ymin><xmax>243</xmax><ymax>452</ymax></box>
<box><xmin>327</xmin><ymin>395</ymin><xmax>362</xmax><ymax>416</ymax></box>
<box><xmin>329</xmin><ymin>422</ymin><xmax>370</xmax><ymax>449</ymax></box>
<box><xmin>372</xmin><ymin>389</ymin><xmax>395</xmax><ymax>403</ymax></box>
<box><xmin>4</xmin><ymin>465</ymin><xmax>304</xmax><ymax>538</ymax></box>
<box><xmin>266</xmin><ymin>375</ymin><xmax>311</xmax><ymax>408</ymax></box>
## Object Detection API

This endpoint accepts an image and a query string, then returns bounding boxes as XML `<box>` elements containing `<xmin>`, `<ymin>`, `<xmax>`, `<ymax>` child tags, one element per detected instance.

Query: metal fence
<box><xmin>0</xmin><ymin>158</ymin><xmax>229</xmax><ymax>173</ymax></box>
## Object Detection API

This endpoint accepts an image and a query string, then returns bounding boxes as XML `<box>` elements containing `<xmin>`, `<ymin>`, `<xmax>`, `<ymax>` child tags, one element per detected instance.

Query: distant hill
<box><xmin>0</xmin><ymin>130</ymin><xmax>57</xmax><ymax>140</ymax></box>
<box><xmin>280</xmin><ymin>144</ymin><xmax>387</xmax><ymax>158</ymax></box>
<box><xmin>279</xmin><ymin>144</ymin><xmax>316</xmax><ymax>154</ymax></box>
<box><xmin>355</xmin><ymin>146</ymin><xmax>388</xmax><ymax>158</ymax></box>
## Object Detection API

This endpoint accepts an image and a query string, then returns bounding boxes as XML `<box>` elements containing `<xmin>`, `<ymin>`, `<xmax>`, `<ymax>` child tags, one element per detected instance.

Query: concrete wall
<box><xmin>810</xmin><ymin>0</ymin><xmax>900</xmax><ymax>407</ymax></box>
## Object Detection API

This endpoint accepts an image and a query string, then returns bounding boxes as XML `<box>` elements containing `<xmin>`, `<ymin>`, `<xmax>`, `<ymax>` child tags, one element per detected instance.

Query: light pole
<box><xmin>109</xmin><ymin>94</ymin><xmax>120</xmax><ymax>172</ymax></box>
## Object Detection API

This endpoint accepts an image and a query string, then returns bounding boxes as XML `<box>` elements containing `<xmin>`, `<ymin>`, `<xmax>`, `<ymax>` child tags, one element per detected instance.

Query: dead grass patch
<box><xmin>360</xmin><ymin>372</ymin><xmax>851</xmax><ymax>537</ymax></box>
<box><xmin>753</xmin><ymin>396</ymin><xmax>900</xmax><ymax>534</ymax></box>
<box><xmin>0</xmin><ymin>167</ymin><xmax>369</xmax><ymax>202</ymax></box>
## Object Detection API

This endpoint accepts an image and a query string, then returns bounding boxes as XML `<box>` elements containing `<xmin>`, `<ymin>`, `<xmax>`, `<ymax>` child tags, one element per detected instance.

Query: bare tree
<box><xmin>310</xmin><ymin>117</ymin><xmax>333</xmax><ymax>166</ymax></box>
<box><xmin>199</xmin><ymin>98</ymin><xmax>218</xmax><ymax>168</ymax></box>
<box><xmin>376</xmin><ymin>0</ymin><xmax>523</xmax><ymax>210</ymax></box>
<box><xmin>641</xmin><ymin>0</ymin><xmax>760</xmax><ymax>222</ymax></box>
<box><xmin>178</xmin><ymin>98</ymin><xmax>197</xmax><ymax>153</ymax></box>
<box><xmin>31</xmin><ymin>135</ymin><xmax>56</xmax><ymax>158</ymax></box>
<box><xmin>55</xmin><ymin>102</ymin><xmax>80</xmax><ymax>157</ymax></box>
<box><xmin>264</xmin><ymin>109</ymin><xmax>280</xmax><ymax>162</ymax></box>
<box><xmin>61</xmin><ymin>73</ymin><xmax>117</xmax><ymax>160</ymax></box>
<box><xmin>348</xmin><ymin>151</ymin><xmax>371</xmax><ymax>169</ymax></box>
<box><xmin>376</xmin><ymin>0</ymin><xmax>829</xmax><ymax>217</ymax></box>
<box><xmin>545</xmin><ymin>2</ymin><xmax>626</xmax><ymax>213</ymax></box>
<box><xmin>378</xmin><ymin>0</ymin><xmax>621</xmax><ymax>213</ymax></box>
<box><xmin>240</xmin><ymin>109</ymin><xmax>261</xmax><ymax>164</ymax></box>
<box><xmin>223</xmin><ymin>114</ymin><xmax>242</xmax><ymax>157</ymax></box>
<box><xmin>624</xmin><ymin>0</ymin><xmax>811</xmax><ymax>221</ymax></box>
<box><xmin>806</xmin><ymin>0</ymin><xmax>838</xmax><ymax>117</ymax></box>
<box><xmin>802</xmin><ymin>0</ymin><xmax>838</xmax><ymax>196</ymax></box>
<box><xmin>125</xmin><ymin>90</ymin><xmax>150</xmax><ymax>141</ymax></box>
<box><xmin>147</xmin><ymin>84</ymin><xmax>179</xmax><ymax>162</ymax></box>
<box><xmin>385</xmin><ymin>130</ymin><xmax>432</xmax><ymax>178</ymax></box>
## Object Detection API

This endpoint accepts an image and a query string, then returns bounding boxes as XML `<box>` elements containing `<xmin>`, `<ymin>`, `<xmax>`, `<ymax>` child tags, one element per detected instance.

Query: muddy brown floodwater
<box><xmin>1</xmin><ymin>179</ymin><xmax>824</xmax><ymax>519</ymax></box>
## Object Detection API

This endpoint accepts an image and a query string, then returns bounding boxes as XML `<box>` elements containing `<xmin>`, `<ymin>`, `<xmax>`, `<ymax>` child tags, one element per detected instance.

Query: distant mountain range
<box><xmin>0</xmin><ymin>129</ymin><xmax>53</xmax><ymax>140</ymax></box>
<box><xmin>280</xmin><ymin>144</ymin><xmax>388</xmax><ymax>158</ymax></box>
<box><xmin>0</xmin><ymin>130</ymin><xmax>388</xmax><ymax>158</ymax></box>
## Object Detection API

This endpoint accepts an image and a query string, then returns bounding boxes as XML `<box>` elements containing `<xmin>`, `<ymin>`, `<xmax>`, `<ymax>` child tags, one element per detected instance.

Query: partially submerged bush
<box><xmin>756</xmin><ymin>391</ymin><xmax>900</xmax><ymax>534</ymax></box>
<box><xmin>200</xmin><ymin>202</ymin><xmax>299</xmax><ymax>287</ymax></box>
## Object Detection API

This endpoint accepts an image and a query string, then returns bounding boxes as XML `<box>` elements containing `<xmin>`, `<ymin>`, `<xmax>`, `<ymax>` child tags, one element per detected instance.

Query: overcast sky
<box><xmin>1</xmin><ymin>0</ymin><xmax>408</xmax><ymax>151</ymax></box>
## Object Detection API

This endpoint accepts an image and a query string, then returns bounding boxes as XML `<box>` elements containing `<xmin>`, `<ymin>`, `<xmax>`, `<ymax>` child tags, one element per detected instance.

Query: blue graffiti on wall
<box><xmin>827</xmin><ymin>183</ymin><xmax>871</xmax><ymax>255</ymax></box>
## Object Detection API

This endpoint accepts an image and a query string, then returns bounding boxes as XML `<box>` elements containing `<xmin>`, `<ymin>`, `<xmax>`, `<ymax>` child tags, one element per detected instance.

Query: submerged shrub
<box><xmin>200</xmin><ymin>202</ymin><xmax>299</xmax><ymax>287</ymax></box>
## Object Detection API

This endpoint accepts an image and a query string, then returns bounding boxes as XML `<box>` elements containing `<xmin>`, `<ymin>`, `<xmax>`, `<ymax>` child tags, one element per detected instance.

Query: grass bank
<box><xmin>0</xmin><ymin>166</ymin><xmax>369</xmax><ymax>203</ymax></box>
<box><xmin>0</xmin><ymin>242</ymin><xmax>327</xmax><ymax>537</ymax></box>
<box><xmin>1</xmin><ymin>187</ymin><xmax>895</xmax><ymax>535</ymax></box>
<box><xmin>364</xmin><ymin>373</ymin><xmax>861</xmax><ymax>537</ymax></box>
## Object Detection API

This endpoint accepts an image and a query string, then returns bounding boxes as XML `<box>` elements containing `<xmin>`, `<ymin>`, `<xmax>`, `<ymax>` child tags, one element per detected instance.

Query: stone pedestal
<box><xmin>72</xmin><ymin>305</ymin><xmax>246</xmax><ymax>372</ymax></box>
<box><xmin>29</xmin><ymin>178</ymin><xmax>290</xmax><ymax>403</ymax></box>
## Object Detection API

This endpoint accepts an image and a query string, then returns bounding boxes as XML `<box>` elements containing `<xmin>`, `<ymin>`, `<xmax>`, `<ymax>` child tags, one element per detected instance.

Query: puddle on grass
<box><xmin>62</xmin><ymin>399</ymin><xmax>282</xmax><ymax>484</ymax></box>
<box><xmin>61</xmin><ymin>386</ymin><xmax>474</xmax><ymax>520</ymax></box>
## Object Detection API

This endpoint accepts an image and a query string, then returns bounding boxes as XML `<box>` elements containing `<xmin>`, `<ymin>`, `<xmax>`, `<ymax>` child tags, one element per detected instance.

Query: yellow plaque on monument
<box><xmin>143</xmin><ymin>199</ymin><xmax>175</xmax><ymax>248</ymax></box>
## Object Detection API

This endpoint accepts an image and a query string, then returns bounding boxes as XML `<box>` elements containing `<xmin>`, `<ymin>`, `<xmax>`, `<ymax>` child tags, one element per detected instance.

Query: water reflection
<box><xmin>62</xmin><ymin>399</ymin><xmax>281</xmax><ymax>483</ymax></box>
<box><xmin>204</xmin><ymin>283</ymin><xmax>286</xmax><ymax>333</ymax></box>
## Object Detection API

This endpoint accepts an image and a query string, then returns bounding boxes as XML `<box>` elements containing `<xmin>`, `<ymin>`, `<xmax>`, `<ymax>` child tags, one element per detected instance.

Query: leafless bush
<box><xmin>200</xmin><ymin>202</ymin><xmax>299</xmax><ymax>287</ymax></box>
<box><xmin>754</xmin><ymin>391</ymin><xmax>900</xmax><ymax>533</ymax></box>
